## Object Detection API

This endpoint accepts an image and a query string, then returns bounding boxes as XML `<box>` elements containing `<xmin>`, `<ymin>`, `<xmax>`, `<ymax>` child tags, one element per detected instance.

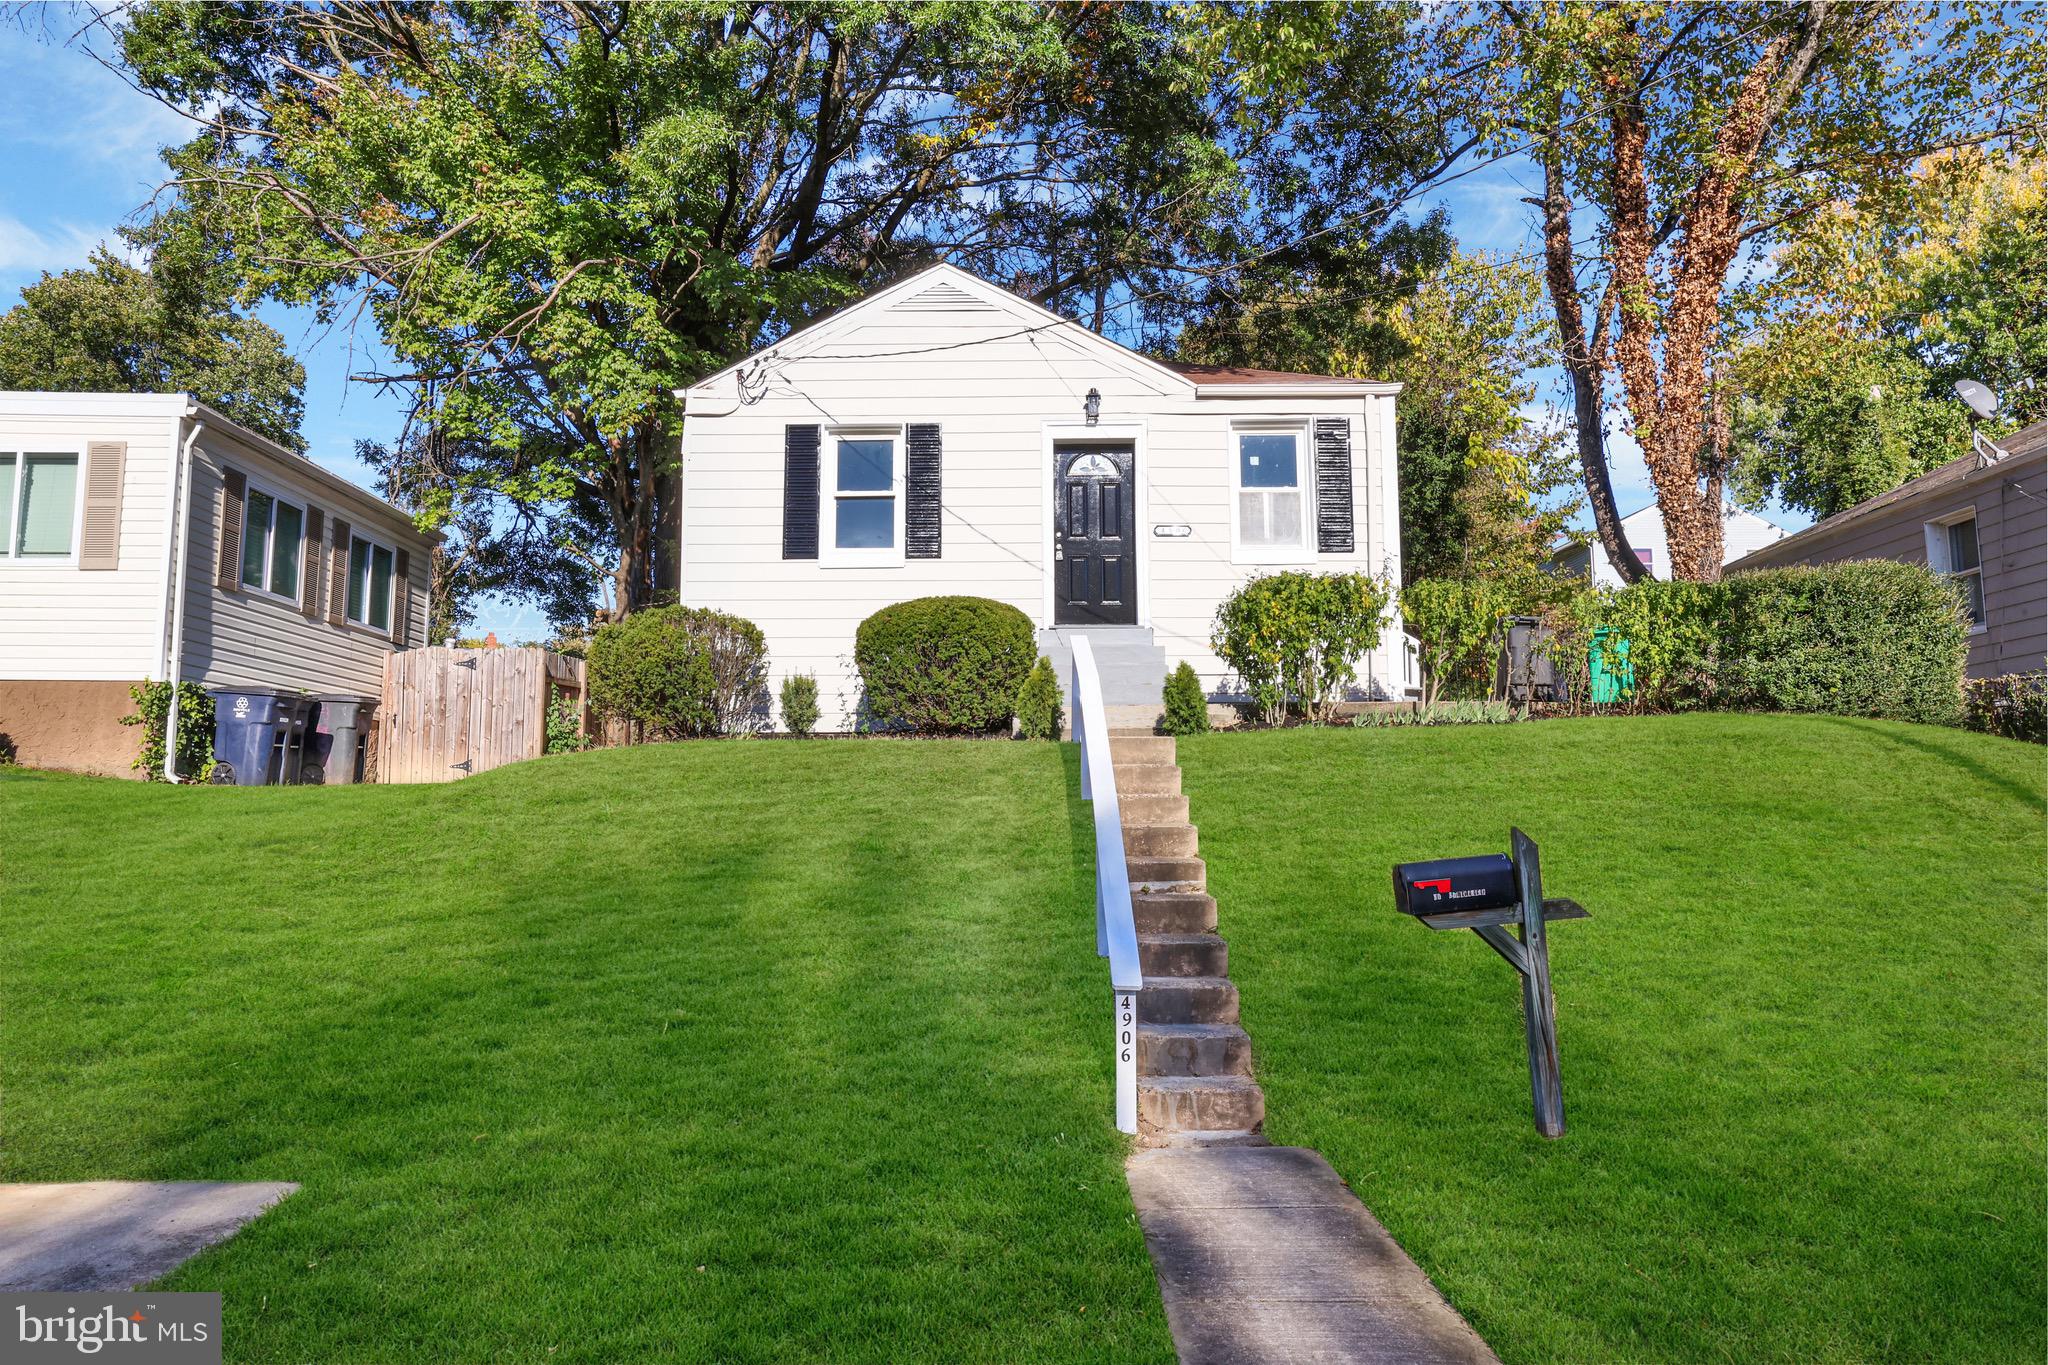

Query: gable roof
<box><xmin>682</xmin><ymin>263</ymin><xmax>1196</xmax><ymax>403</ymax></box>
<box><xmin>1724</xmin><ymin>418</ymin><xmax>2047</xmax><ymax>571</ymax></box>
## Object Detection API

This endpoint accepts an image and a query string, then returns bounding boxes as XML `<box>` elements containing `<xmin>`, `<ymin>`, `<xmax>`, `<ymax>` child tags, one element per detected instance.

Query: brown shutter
<box><xmin>393</xmin><ymin>547</ymin><xmax>412</xmax><ymax>647</ymax></box>
<box><xmin>301</xmin><ymin>506</ymin><xmax>324</xmax><ymax>618</ymax></box>
<box><xmin>78</xmin><ymin>441</ymin><xmax>127</xmax><ymax>570</ymax></box>
<box><xmin>328</xmin><ymin>518</ymin><xmax>351</xmax><ymax>625</ymax></box>
<box><xmin>217</xmin><ymin>467</ymin><xmax>246</xmax><ymax>591</ymax></box>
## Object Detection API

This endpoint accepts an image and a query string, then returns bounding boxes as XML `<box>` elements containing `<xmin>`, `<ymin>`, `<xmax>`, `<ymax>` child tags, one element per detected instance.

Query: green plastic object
<box><xmin>1589</xmin><ymin>627</ymin><xmax>1634</xmax><ymax>705</ymax></box>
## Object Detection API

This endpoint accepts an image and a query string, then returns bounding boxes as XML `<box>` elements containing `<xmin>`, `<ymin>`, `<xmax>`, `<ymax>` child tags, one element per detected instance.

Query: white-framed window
<box><xmin>0</xmin><ymin>447</ymin><xmax>83</xmax><ymax>562</ymax></box>
<box><xmin>239</xmin><ymin>483</ymin><xmax>306</xmax><ymax>600</ymax></box>
<box><xmin>1926</xmin><ymin>510</ymin><xmax>1985</xmax><ymax>630</ymax></box>
<box><xmin>821</xmin><ymin>428</ymin><xmax>904</xmax><ymax>566</ymax></box>
<box><xmin>347</xmin><ymin>532</ymin><xmax>397</xmax><ymax>632</ymax></box>
<box><xmin>1231</xmin><ymin>425</ymin><xmax>1312</xmax><ymax>562</ymax></box>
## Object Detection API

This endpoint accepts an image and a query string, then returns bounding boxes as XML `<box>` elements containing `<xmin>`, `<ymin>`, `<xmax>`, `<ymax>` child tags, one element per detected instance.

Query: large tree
<box><xmin>0</xmin><ymin>247</ymin><xmax>305</xmax><ymax>449</ymax></box>
<box><xmin>1456</xmin><ymin>1</ymin><xmax>2032</xmax><ymax>581</ymax></box>
<box><xmin>105</xmin><ymin>1</ymin><xmax>1460</xmax><ymax>623</ymax></box>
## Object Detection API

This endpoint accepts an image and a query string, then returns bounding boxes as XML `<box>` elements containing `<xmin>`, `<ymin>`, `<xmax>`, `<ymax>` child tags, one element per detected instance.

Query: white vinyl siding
<box><xmin>0</xmin><ymin>406</ymin><xmax>174</xmax><ymax>681</ymax></box>
<box><xmin>678</xmin><ymin>272</ymin><xmax>1405</xmax><ymax>727</ymax></box>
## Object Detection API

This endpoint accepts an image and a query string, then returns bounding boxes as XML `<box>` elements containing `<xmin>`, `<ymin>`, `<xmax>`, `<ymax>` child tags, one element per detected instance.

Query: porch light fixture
<box><xmin>1084</xmin><ymin>388</ymin><xmax>1101</xmax><ymax>425</ymax></box>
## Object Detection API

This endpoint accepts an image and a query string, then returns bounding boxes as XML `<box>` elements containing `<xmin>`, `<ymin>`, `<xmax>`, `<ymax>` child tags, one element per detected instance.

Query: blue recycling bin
<box><xmin>208</xmin><ymin>689</ymin><xmax>316</xmax><ymax>786</ymax></box>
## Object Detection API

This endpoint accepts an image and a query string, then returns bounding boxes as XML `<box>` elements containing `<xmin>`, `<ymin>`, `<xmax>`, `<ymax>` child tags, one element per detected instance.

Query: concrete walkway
<box><xmin>1128</xmin><ymin>1146</ymin><xmax>1498</xmax><ymax>1365</ymax></box>
<box><xmin>0</xmin><ymin>1181</ymin><xmax>298</xmax><ymax>1292</ymax></box>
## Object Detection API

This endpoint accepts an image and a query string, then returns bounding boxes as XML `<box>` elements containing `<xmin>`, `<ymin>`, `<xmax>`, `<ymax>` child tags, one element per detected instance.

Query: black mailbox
<box><xmin>1393</xmin><ymin>853</ymin><xmax>1519</xmax><ymax>916</ymax></box>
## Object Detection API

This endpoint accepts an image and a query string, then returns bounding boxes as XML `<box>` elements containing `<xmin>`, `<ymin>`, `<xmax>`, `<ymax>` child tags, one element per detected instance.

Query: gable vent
<box><xmin>897</xmin><ymin>281</ymin><xmax>992</xmax><ymax>313</ymax></box>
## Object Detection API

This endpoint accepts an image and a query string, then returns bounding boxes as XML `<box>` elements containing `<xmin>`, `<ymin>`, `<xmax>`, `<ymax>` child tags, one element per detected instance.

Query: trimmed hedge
<box><xmin>854</xmin><ymin>596</ymin><xmax>1035</xmax><ymax>733</ymax></box>
<box><xmin>1716</xmin><ymin>561</ymin><xmax>1969</xmax><ymax>725</ymax></box>
<box><xmin>589</xmin><ymin>605</ymin><xmax>769</xmax><ymax>739</ymax></box>
<box><xmin>1406</xmin><ymin>559</ymin><xmax>1970</xmax><ymax>725</ymax></box>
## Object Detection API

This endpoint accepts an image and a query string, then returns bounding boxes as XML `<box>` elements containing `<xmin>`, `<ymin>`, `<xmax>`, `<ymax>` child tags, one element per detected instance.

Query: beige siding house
<box><xmin>678</xmin><ymin>265</ymin><xmax>1410</xmax><ymax>728</ymax></box>
<box><xmin>0</xmin><ymin>392</ymin><xmax>433</xmax><ymax>776</ymax></box>
<box><xmin>1725</xmin><ymin>419</ymin><xmax>2046</xmax><ymax>678</ymax></box>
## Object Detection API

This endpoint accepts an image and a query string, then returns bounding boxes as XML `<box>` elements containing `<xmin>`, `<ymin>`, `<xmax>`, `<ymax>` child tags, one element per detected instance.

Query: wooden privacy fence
<box><xmin>378</xmin><ymin>646</ymin><xmax>587</xmax><ymax>783</ymax></box>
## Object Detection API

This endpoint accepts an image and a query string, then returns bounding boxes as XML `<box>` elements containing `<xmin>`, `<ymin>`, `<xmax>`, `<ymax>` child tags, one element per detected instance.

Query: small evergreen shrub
<box><xmin>120</xmin><ymin>679</ymin><xmax>215</xmax><ymax>781</ymax></box>
<box><xmin>780</xmin><ymin>673</ymin><xmax>821</xmax><ymax>737</ymax></box>
<box><xmin>588</xmin><ymin>606</ymin><xmax>769</xmax><ymax>740</ymax></box>
<box><xmin>1962</xmin><ymin>670</ymin><xmax>2045</xmax><ymax>743</ymax></box>
<box><xmin>1211</xmin><ymin>571</ymin><xmax>1394</xmax><ymax>726</ymax></box>
<box><xmin>1161</xmin><ymin>662</ymin><xmax>1210</xmax><ymax>736</ymax></box>
<box><xmin>854</xmin><ymin>596</ymin><xmax>1035</xmax><ymax>733</ymax></box>
<box><xmin>1014</xmin><ymin>657</ymin><xmax>1063</xmax><ymax>739</ymax></box>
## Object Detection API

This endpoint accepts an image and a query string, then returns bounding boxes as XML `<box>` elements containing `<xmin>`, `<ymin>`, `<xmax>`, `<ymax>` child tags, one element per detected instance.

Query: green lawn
<box><xmin>1</xmin><ymin>742</ymin><xmax>1174</xmax><ymax>1364</ymax></box>
<box><xmin>1179</xmin><ymin>714</ymin><xmax>2046</xmax><ymax>1365</ymax></box>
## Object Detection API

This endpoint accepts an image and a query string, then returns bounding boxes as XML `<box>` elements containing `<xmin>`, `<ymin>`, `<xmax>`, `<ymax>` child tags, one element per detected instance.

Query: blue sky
<box><xmin>0</xmin><ymin>24</ymin><xmax>1764</xmax><ymax>639</ymax></box>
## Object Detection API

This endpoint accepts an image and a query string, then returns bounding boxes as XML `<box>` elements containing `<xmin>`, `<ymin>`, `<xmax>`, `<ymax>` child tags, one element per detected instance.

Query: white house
<box><xmin>1550</xmin><ymin>502</ymin><xmax>1787</xmax><ymax>588</ymax></box>
<box><xmin>677</xmin><ymin>264</ymin><xmax>1410</xmax><ymax>728</ymax></box>
<box><xmin>0</xmin><ymin>392</ymin><xmax>434</xmax><ymax>777</ymax></box>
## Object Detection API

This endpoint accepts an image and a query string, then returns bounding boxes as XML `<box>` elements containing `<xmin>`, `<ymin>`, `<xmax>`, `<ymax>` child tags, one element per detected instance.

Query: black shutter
<box><xmin>905</xmin><ymin>423</ymin><xmax>942</xmax><ymax>559</ymax></box>
<box><xmin>1314</xmin><ymin>418</ymin><xmax>1355</xmax><ymax>553</ymax></box>
<box><xmin>782</xmin><ymin>425</ymin><xmax>820</xmax><ymax>559</ymax></box>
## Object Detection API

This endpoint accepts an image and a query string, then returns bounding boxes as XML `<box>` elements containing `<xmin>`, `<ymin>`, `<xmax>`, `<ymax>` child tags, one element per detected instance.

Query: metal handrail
<box><xmin>1070</xmin><ymin>635</ymin><xmax>1142</xmax><ymax>1134</ymax></box>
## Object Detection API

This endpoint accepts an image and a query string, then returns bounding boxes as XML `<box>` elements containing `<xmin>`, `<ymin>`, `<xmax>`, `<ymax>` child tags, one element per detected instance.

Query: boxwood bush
<box><xmin>854</xmin><ymin>596</ymin><xmax>1035</xmax><ymax>733</ymax></box>
<box><xmin>589</xmin><ymin>606</ymin><xmax>769</xmax><ymax>740</ymax></box>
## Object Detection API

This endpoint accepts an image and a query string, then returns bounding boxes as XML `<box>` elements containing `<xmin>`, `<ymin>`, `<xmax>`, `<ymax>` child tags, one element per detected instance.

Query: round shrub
<box><xmin>854</xmin><ymin>596</ymin><xmax>1035</xmax><ymax>733</ymax></box>
<box><xmin>588</xmin><ymin>605</ymin><xmax>769</xmax><ymax>740</ymax></box>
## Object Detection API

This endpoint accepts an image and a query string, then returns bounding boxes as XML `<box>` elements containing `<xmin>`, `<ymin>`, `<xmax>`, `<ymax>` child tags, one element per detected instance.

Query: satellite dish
<box><xmin>1953</xmin><ymin>379</ymin><xmax>2001</xmax><ymax>420</ymax></box>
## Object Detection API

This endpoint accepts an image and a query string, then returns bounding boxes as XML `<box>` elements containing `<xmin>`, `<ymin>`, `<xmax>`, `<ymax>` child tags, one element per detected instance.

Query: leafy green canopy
<box><xmin>1729</xmin><ymin>151</ymin><xmax>2047</xmax><ymax>518</ymax></box>
<box><xmin>0</xmin><ymin>248</ymin><xmax>305</xmax><ymax>450</ymax></box>
<box><xmin>113</xmin><ymin>1</ymin><xmax>1462</xmax><ymax>624</ymax></box>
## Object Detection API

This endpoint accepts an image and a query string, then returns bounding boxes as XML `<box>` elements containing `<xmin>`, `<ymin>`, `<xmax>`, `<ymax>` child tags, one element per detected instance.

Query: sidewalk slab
<box><xmin>1128</xmin><ymin>1146</ymin><xmax>1497</xmax><ymax>1365</ymax></box>
<box><xmin>0</xmin><ymin>1181</ymin><xmax>298</xmax><ymax>1292</ymax></box>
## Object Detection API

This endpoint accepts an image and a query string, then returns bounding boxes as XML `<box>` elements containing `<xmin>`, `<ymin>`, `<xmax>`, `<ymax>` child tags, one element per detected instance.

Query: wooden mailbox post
<box><xmin>1393</xmin><ymin>828</ymin><xmax>1587</xmax><ymax>1138</ymax></box>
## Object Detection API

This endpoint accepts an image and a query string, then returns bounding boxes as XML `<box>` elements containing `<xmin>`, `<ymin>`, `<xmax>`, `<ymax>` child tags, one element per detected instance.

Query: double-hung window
<box><xmin>239</xmin><ymin>485</ymin><xmax>305</xmax><ymax>598</ymax></box>
<box><xmin>1935</xmin><ymin>514</ymin><xmax>1985</xmax><ymax>627</ymax></box>
<box><xmin>1232</xmin><ymin>427</ymin><xmax>1310</xmax><ymax>561</ymax></box>
<box><xmin>347</xmin><ymin>534</ymin><xmax>396</xmax><ymax>632</ymax></box>
<box><xmin>823</xmin><ymin>431</ymin><xmax>902</xmax><ymax>565</ymax></box>
<box><xmin>0</xmin><ymin>450</ymin><xmax>81</xmax><ymax>560</ymax></box>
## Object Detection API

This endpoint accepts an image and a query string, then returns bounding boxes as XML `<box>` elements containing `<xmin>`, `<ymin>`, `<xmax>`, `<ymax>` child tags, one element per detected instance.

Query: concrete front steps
<box><xmin>1113</xmin><ymin>733</ymin><xmax>1266</xmax><ymax>1147</ymax></box>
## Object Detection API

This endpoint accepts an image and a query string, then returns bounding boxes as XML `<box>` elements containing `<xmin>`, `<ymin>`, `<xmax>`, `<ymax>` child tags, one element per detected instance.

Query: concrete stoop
<box><xmin>1112</xmin><ymin>733</ymin><xmax>1266</xmax><ymax>1148</ymax></box>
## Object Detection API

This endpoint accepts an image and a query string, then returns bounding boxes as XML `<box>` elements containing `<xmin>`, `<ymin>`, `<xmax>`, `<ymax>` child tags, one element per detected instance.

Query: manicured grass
<box><xmin>1</xmin><ymin>742</ymin><xmax>1174</xmax><ymax>1364</ymax></box>
<box><xmin>1179</xmin><ymin>714</ymin><xmax>2046</xmax><ymax>1365</ymax></box>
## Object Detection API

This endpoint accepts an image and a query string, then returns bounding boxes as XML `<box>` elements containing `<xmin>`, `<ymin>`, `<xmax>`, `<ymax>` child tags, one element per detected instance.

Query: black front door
<box><xmin>1054</xmin><ymin>443</ymin><xmax>1136</xmax><ymax>625</ymax></box>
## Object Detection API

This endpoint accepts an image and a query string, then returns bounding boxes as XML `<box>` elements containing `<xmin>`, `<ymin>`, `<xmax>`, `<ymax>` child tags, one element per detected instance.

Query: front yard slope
<box><xmin>1179</xmin><ymin>714</ymin><xmax>2047</xmax><ymax>1365</ymax></box>
<box><xmin>0</xmin><ymin>741</ymin><xmax>1174</xmax><ymax>1365</ymax></box>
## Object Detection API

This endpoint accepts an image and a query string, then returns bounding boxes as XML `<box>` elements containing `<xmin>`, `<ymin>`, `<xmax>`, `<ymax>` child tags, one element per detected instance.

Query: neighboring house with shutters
<box><xmin>1723</xmin><ymin>418</ymin><xmax>2046</xmax><ymax>680</ymax></box>
<box><xmin>677</xmin><ymin>263</ymin><xmax>1410</xmax><ymax>729</ymax></box>
<box><xmin>0</xmin><ymin>391</ymin><xmax>434</xmax><ymax>777</ymax></box>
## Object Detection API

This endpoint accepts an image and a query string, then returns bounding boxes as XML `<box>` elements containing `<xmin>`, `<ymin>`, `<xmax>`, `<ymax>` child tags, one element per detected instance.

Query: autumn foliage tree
<box><xmin>1457</xmin><ymin>1</ymin><xmax>2034</xmax><ymax>581</ymax></box>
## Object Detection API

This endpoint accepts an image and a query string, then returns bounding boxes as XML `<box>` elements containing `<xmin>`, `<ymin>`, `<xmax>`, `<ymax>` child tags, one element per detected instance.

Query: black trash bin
<box><xmin>208</xmin><ymin>689</ymin><xmax>317</xmax><ymax>786</ymax></box>
<box><xmin>306</xmin><ymin>696</ymin><xmax>377</xmax><ymax>785</ymax></box>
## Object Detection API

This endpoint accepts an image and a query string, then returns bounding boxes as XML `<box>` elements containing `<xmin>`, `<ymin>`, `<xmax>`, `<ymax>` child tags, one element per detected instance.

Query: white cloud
<box><xmin>0</xmin><ymin>216</ymin><xmax>112</xmax><ymax>278</ymax></box>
